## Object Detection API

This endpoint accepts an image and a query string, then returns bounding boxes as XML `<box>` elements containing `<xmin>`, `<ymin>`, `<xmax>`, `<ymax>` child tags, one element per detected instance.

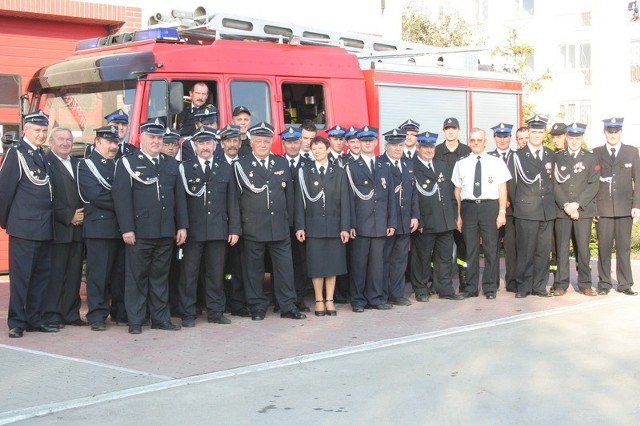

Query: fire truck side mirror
<box><xmin>169</xmin><ymin>81</ymin><xmax>185</xmax><ymax>114</ymax></box>
<box><xmin>2</xmin><ymin>131</ymin><xmax>18</xmax><ymax>146</ymax></box>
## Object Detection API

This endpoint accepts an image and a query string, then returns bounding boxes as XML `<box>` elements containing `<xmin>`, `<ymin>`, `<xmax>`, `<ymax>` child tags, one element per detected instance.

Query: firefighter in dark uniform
<box><xmin>410</xmin><ymin>132</ymin><xmax>466</xmax><ymax>301</ymax></box>
<box><xmin>548</xmin><ymin>122</ymin><xmax>567</xmax><ymax>277</ymax></box>
<box><xmin>233</xmin><ymin>122</ymin><xmax>307</xmax><ymax>321</ymax></box>
<box><xmin>452</xmin><ymin>128</ymin><xmax>511</xmax><ymax>299</ymax></box>
<box><xmin>181</xmin><ymin>107</ymin><xmax>218</xmax><ymax>162</ymax></box>
<box><xmin>435</xmin><ymin>117</ymin><xmax>471</xmax><ymax>291</ymax></box>
<box><xmin>327</xmin><ymin>125</ymin><xmax>347</xmax><ymax>168</ymax></box>
<box><xmin>488</xmin><ymin>122</ymin><xmax>517</xmax><ymax>292</ymax></box>
<box><xmin>78</xmin><ymin>125</ymin><xmax>123</xmax><ymax>330</ymax></box>
<box><xmin>0</xmin><ymin>110</ymin><xmax>57</xmax><ymax>338</ymax></box>
<box><xmin>177</xmin><ymin>81</ymin><xmax>214</xmax><ymax>136</ymax></box>
<box><xmin>594</xmin><ymin>117</ymin><xmax>640</xmax><ymax>296</ymax></box>
<box><xmin>381</xmin><ymin>128</ymin><xmax>419</xmax><ymax>306</ymax></box>
<box><xmin>399</xmin><ymin>119</ymin><xmax>420</xmax><ymax>160</ymax></box>
<box><xmin>178</xmin><ymin>127</ymin><xmax>241</xmax><ymax>327</ymax></box>
<box><xmin>281</xmin><ymin>126</ymin><xmax>314</xmax><ymax>312</ymax></box>
<box><xmin>43</xmin><ymin>128</ymin><xmax>85</xmax><ymax>328</ymax></box>
<box><xmin>113</xmin><ymin>118</ymin><xmax>189</xmax><ymax>334</ymax></box>
<box><xmin>346</xmin><ymin>126</ymin><xmax>398</xmax><ymax>312</ymax></box>
<box><xmin>343</xmin><ymin>126</ymin><xmax>362</xmax><ymax>165</ymax></box>
<box><xmin>509</xmin><ymin>115</ymin><xmax>555</xmax><ymax>298</ymax></box>
<box><xmin>551</xmin><ymin>122</ymin><xmax>600</xmax><ymax>296</ymax></box>
<box><xmin>84</xmin><ymin>109</ymin><xmax>136</xmax><ymax>158</ymax></box>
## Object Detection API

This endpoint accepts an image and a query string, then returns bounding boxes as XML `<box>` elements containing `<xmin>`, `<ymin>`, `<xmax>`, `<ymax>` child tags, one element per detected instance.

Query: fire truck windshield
<box><xmin>37</xmin><ymin>80</ymin><xmax>136</xmax><ymax>155</ymax></box>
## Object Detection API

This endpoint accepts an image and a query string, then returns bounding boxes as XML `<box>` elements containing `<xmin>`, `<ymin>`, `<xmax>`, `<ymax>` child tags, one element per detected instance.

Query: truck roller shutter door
<box><xmin>471</xmin><ymin>92</ymin><xmax>519</xmax><ymax>151</ymax></box>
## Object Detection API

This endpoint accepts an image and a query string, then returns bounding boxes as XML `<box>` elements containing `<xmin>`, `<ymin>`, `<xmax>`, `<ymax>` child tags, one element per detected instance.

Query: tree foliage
<box><xmin>402</xmin><ymin>5</ymin><xmax>472</xmax><ymax>47</ymax></box>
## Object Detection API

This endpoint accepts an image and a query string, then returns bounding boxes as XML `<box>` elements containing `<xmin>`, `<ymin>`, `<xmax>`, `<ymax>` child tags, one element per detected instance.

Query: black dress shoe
<box><xmin>9</xmin><ymin>328</ymin><xmax>24</xmax><ymax>338</ymax></box>
<box><xmin>352</xmin><ymin>306</ymin><xmax>364</xmax><ymax>313</ymax></box>
<box><xmin>90</xmin><ymin>322</ymin><xmax>107</xmax><ymax>331</ymax></box>
<box><xmin>252</xmin><ymin>311</ymin><xmax>266</xmax><ymax>321</ymax></box>
<box><xmin>597</xmin><ymin>288</ymin><xmax>610</xmax><ymax>295</ymax></box>
<box><xmin>617</xmin><ymin>288</ymin><xmax>638</xmax><ymax>296</ymax></box>
<box><xmin>461</xmin><ymin>291</ymin><xmax>479</xmax><ymax>298</ymax></box>
<box><xmin>388</xmin><ymin>297</ymin><xmax>412</xmax><ymax>306</ymax></box>
<box><xmin>440</xmin><ymin>294</ymin><xmax>465</xmax><ymax>300</ymax></box>
<box><xmin>128</xmin><ymin>325</ymin><xmax>142</xmax><ymax>334</ymax></box>
<box><xmin>208</xmin><ymin>315</ymin><xmax>231</xmax><ymax>324</ymax></box>
<box><xmin>295</xmin><ymin>302</ymin><xmax>311</xmax><ymax>313</ymax></box>
<box><xmin>151</xmin><ymin>321</ymin><xmax>181</xmax><ymax>331</ymax></box>
<box><xmin>280</xmin><ymin>309</ymin><xmax>307</xmax><ymax>320</ymax></box>
<box><xmin>532</xmin><ymin>291</ymin><xmax>552</xmax><ymax>297</ymax></box>
<box><xmin>182</xmin><ymin>317</ymin><xmax>196</xmax><ymax>328</ymax></box>
<box><xmin>485</xmin><ymin>293</ymin><xmax>496</xmax><ymax>300</ymax></box>
<box><xmin>415</xmin><ymin>294</ymin><xmax>430</xmax><ymax>302</ymax></box>
<box><xmin>231</xmin><ymin>308</ymin><xmax>252</xmax><ymax>317</ymax></box>
<box><xmin>365</xmin><ymin>303</ymin><xmax>393</xmax><ymax>310</ymax></box>
<box><xmin>27</xmin><ymin>324</ymin><xmax>59</xmax><ymax>333</ymax></box>
<box><xmin>515</xmin><ymin>292</ymin><xmax>528</xmax><ymax>298</ymax></box>
<box><xmin>65</xmin><ymin>319</ymin><xmax>88</xmax><ymax>326</ymax></box>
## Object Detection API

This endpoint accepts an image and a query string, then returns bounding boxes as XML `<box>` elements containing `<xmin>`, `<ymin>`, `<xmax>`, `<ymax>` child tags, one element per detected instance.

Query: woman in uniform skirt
<box><xmin>295</xmin><ymin>136</ymin><xmax>351</xmax><ymax>316</ymax></box>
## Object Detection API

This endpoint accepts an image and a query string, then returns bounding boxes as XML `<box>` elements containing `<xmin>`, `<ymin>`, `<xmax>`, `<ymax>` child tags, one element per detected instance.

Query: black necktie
<box><xmin>260</xmin><ymin>159</ymin><xmax>267</xmax><ymax>170</ymax></box>
<box><xmin>304</xmin><ymin>153</ymin><xmax>310</xmax><ymax>159</ymax></box>
<box><xmin>370</xmin><ymin>159</ymin><xmax>375</xmax><ymax>176</ymax></box>
<box><xmin>473</xmin><ymin>156</ymin><xmax>482</xmax><ymax>198</ymax></box>
<box><xmin>427</xmin><ymin>162</ymin><xmax>434</xmax><ymax>174</ymax></box>
<box><xmin>535</xmin><ymin>150</ymin><xmax>541</xmax><ymax>162</ymax></box>
<box><xmin>153</xmin><ymin>157</ymin><xmax>159</xmax><ymax>169</ymax></box>
<box><xmin>501</xmin><ymin>152</ymin><xmax>507</xmax><ymax>163</ymax></box>
<box><xmin>205</xmin><ymin>160</ymin><xmax>211</xmax><ymax>180</ymax></box>
<box><xmin>319</xmin><ymin>165</ymin><xmax>325</xmax><ymax>176</ymax></box>
<box><xmin>34</xmin><ymin>147</ymin><xmax>45</xmax><ymax>169</ymax></box>
<box><xmin>290</xmin><ymin>158</ymin><xmax>296</xmax><ymax>175</ymax></box>
<box><xmin>394</xmin><ymin>160</ymin><xmax>400</xmax><ymax>171</ymax></box>
<box><xmin>407</xmin><ymin>151</ymin><xmax>412</xmax><ymax>159</ymax></box>
<box><xmin>610</xmin><ymin>148</ymin><xmax>616</xmax><ymax>162</ymax></box>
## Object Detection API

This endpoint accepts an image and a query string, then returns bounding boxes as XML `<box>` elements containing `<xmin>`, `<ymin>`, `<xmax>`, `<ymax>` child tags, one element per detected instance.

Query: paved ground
<box><xmin>0</xmin><ymin>260</ymin><xmax>639</xmax><ymax>424</ymax></box>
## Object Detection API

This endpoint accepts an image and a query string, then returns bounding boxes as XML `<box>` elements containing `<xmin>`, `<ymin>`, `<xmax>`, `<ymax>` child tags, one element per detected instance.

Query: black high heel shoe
<box><xmin>315</xmin><ymin>300</ymin><xmax>326</xmax><ymax>317</ymax></box>
<box><xmin>325</xmin><ymin>300</ymin><xmax>337</xmax><ymax>316</ymax></box>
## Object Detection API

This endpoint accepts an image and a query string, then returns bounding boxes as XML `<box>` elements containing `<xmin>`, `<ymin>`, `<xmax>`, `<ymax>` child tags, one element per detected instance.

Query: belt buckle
<box><xmin>474</xmin><ymin>199</ymin><xmax>482</xmax><ymax>204</ymax></box>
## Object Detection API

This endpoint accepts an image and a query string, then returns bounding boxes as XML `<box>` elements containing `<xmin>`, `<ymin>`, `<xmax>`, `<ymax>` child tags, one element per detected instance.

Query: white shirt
<box><xmin>384</xmin><ymin>152</ymin><xmax>402</xmax><ymax>173</ymax></box>
<box><xmin>224</xmin><ymin>154</ymin><xmax>237</xmax><ymax>165</ymax></box>
<box><xmin>198</xmin><ymin>156</ymin><xmax>213</xmax><ymax>173</ymax></box>
<box><xmin>404</xmin><ymin>148</ymin><xmax>417</xmax><ymax>159</ymax></box>
<box><xmin>527</xmin><ymin>145</ymin><xmax>544</xmax><ymax>160</ymax></box>
<box><xmin>52</xmin><ymin>151</ymin><xmax>74</xmax><ymax>177</ymax></box>
<box><xmin>285</xmin><ymin>154</ymin><xmax>300</xmax><ymax>168</ymax></box>
<box><xmin>451</xmin><ymin>151</ymin><xmax>511</xmax><ymax>200</ymax></box>
<box><xmin>417</xmin><ymin>156</ymin><xmax>433</xmax><ymax>170</ymax></box>
<box><xmin>360</xmin><ymin>153</ymin><xmax>375</xmax><ymax>173</ymax></box>
<box><xmin>607</xmin><ymin>142</ymin><xmax>621</xmax><ymax>158</ymax></box>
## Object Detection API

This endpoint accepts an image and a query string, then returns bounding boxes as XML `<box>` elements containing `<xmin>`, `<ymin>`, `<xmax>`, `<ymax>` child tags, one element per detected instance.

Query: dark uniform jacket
<box><xmin>0</xmin><ymin>140</ymin><xmax>53</xmax><ymax>240</ymax></box>
<box><xmin>508</xmin><ymin>146</ymin><xmax>556</xmax><ymax>221</ymax></box>
<box><xmin>178</xmin><ymin>103</ymin><xmax>212</xmax><ymax>136</ymax></box>
<box><xmin>489</xmin><ymin>148</ymin><xmax>516</xmax><ymax>215</ymax></box>
<box><xmin>413</xmin><ymin>158</ymin><xmax>457</xmax><ymax>234</ymax></box>
<box><xmin>112</xmin><ymin>152</ymin><xmax>188</xmax><ymax>238</ymax></box>
<box><xmin>181</xmin><ymin>138</ymin><xmax>196</xmax><ymax>163</ymax></box>
<box><xmin>46</xmin><ymin>152</ymin><xmax>83</xmax><ymax>243</ymax></box>
<box><xmin>180</xmin><ymin>157</ymin><xmax>241</xmax><ymax>241</ymax></box>
<box><xmin>553</xmin><ymin>149</ymin><xmax>600</xmax><ymax>219</ymax></box>
<box><xmin>329</xmin><ymin>151</ymin><xmax>345</xmax><ymax>168</ymax></box>
<box><xmin>294</xmin><ymin>163</ymin><xmax>351</xmax><ymax>237</ymax></box>
<box><xmin>234</xmin><ymin>154</ymin><xmax>294</xmax><ymax>242</ymax></box>
<box><xmin>345</xmin><ymin>156</ymin><xmax>398</xmax><ymax>237</ymax></box>
<box><xmin>77</xmin><ymin>150</ymin><xmax>120</xmax><ymax>239</ymax></box>
<box><xmin>380</xmin><ymin>153</ymin><xmax>419</xmax><ymax>235</ymax></box>
<box><xmin>593</xmin><ymin>143</ymin><xmax>640</xmax><ymax>217</ymax></box>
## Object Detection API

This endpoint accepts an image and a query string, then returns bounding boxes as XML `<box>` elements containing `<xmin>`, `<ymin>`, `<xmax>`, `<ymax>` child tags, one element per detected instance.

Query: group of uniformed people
<box><xmin>1</xmin><ymin>97</ymin><xmax>638</xmax><ymax>337</ymax></box>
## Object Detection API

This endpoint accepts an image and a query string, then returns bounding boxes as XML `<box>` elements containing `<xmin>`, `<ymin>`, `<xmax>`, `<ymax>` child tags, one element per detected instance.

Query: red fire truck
<box><xmin>0</xmin><ymin>9</ymin><xmax>522</xmax><ymax>272</ymax></box>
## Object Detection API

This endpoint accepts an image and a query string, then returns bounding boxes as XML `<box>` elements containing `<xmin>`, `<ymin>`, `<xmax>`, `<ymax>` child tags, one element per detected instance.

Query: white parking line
<box><xmin>0</xmin><ymin>297</ymin><xmax>632</xmax><ymax>425</ymax></box>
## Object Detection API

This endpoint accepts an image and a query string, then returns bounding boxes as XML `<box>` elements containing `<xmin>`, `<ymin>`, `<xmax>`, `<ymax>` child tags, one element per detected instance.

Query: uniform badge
<box><xmin>314</xmin><ymin>181</ymin><xmax>319</xmax><ymax>186</ymax></box>
<box><xmin>625</xmin><ymin>163</ymin><xmax>633</xmax><ymax>168</ymax></box>
<box><xmin>561</xmin><ymin>166</ymin><xmax>566</xmax><ymax>171</ymax></box>
<box><xmin>475</xmin><ymin>182</ymin><xmax>480</xmax><ymax>187</ymax></box>
<box><xmin>138</xmin><ymin>154</ymin><xmax>144</xmax><ymax>160</ymax></box>
<box><xmin>251</xmin><ymin>161</ymin><xmax>257</xmax><ymax>167</ymax></box>
<box><xmin>195</xmin><ymin>178</ymin><xmax>201</xmax><ymax>183</ymax></box>
<box><xmin>282</xmin><ymin>182</ymin><xmax>287</xmax><ymax>188</ymax></box>
<box><xmin>488</xmin><ymin>177</ymin><xmax>493</xmax><ymax>184</ymax></box>
<box><xmin>101</xmin><ymin>159</ymin><xmax>107</xmax><ymax>164</ymax></box>
<box><xmin>381</xmin><ymin>177</ymin><xmax>387</xmax><ymax>189</ymax></box>
<box><xmin>422</xmin><ymin>183</ymin><xmax>428</xmax><ymax>188</ymax></box>
<box><xmin>191</xmin><ymin>186</ymin><xmax>197</xmax><ymax>192</ymax></box>
<box><xmin>135</xmin><ymin>171</ymin><xmax>141</xmax><ymax>176</ymax></box>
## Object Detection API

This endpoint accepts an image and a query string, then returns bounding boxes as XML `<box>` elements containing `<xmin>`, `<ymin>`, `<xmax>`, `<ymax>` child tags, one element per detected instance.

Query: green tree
<box><xmin>402</xmin><ymin>5</ymin><xmax>472</xmax><ymax>47</ymax></box>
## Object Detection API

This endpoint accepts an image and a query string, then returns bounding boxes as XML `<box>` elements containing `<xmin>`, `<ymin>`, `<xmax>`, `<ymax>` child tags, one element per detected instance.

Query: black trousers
<box><xmin>8</xmin><ymin>237</ymin><xmax>51</xmax><ymax>330</ymax></box>
<box><xmin>554</xmin><ymin>217</ymin><xmax>593</xmax><ymax>291</ymax></box>
<box><xmin>383</xmin><ymin>233</ymin><xmax>410</xmax><ymax>300</ymax></box>
<box><xmin>350</xmin><ymin>235</ymin><xmax>386</xmax><ymax>307</ymax></box>
<box><xmin>597</xmin><ymin>216</ymin><xmax>634</xmax><ymax>291</ymax></box>
<box><xmin>108</xmin><ymin>242</ymin><xmax>127</xmax><ymax>323</ymax></box>
<box><xmin>496</xmin><ymin>214</ymin><xmax>517</xmax><ymax>291</ymax></box>
<box><xmin>242</xmin><ymin>238</ymin><xmax>297</xmax><ymax>314</ymax></box>
<box><xmin>461</xmin><ymin>200</ymin><xmax>499</xmax><ymax>295</ymax></box>
<box><xmin>515</xmin><ymin>218</ymin><xmax>553</xmax><ymax>294</ymax></box>
<box><xmin>179</xmin><ymin>240</ymin><xmax>227</xmax><ymax>320</ymax></box>
<box><xmin>224</xmin><ymin>241</ymin><xmax>248</xmax><ymax>312</ymax></box>
<box><xmin>411</xmin><ymin>230</ymin><xmax>455</xmax><ymax>297</ymax></box>
<box><xmin>43</xmin><ymin>240</ymin><xmax>84</xmax><ymax>323</ymax></box>
<box><xmin>85</xmin><ymin>238</ymin><xmax>120</xmax><ymax>324</ymax></box>
<box><xmin>290</xmin><ymin>228</ymin><xmax>310</xmax><ymax>304</ymax></box>
<box><xmin>124</xmin><ymin>238</ymin><xmax>174</xmax><ymax>326</ymax></box>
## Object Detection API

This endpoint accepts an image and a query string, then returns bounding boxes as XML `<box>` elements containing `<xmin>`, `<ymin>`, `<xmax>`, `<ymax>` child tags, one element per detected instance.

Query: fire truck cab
<box><xmin>26</xmin><ymin>8</ymin><xmax>522</xmax><ymax>154</ymax></box>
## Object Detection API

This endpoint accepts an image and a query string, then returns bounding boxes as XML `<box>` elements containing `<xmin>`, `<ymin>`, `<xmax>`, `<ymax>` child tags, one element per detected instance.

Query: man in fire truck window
<box><xmin>399</xmin><ymin>119</ymin><xmax>420</xmax><ymax>160</ymax></box>
<box><xmin>435</xmin><ymin>117</ymin><xmax>471</xmax><ymax>294</ymax></box>
<box><xmin>346</xmin><ymin>126</ymin><xmax>397</xmax><ymax>312</ymax></box>
<box><xmin>327</xmin><ymin>125</ymin><xmax>346</xmax><ymax>167</ymax></box>
<box><xmin>0</xmin><ymin>111</ymin><xmax>57</xmax><ymax>338</ymax></box>
<box><xmin>232</xmin><ymin>106</ymin><xmax>252</xmax><ymax>158</ymax></box>
<box><xmin>299</xmin><ymin>119</ymin><xmax>317</xmax><ymax>161</ymax></box>
<box><xmin>178</xmin><ymin>82</ymin><xmax>214</xmax><ymax>137</ymax></box>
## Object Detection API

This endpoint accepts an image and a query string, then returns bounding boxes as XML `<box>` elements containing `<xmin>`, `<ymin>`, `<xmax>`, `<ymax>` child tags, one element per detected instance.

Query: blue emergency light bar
<box><xmin>75</xmin><ymin>28</ymin><xmax>181</xmax><ymax>51</ymax></box>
